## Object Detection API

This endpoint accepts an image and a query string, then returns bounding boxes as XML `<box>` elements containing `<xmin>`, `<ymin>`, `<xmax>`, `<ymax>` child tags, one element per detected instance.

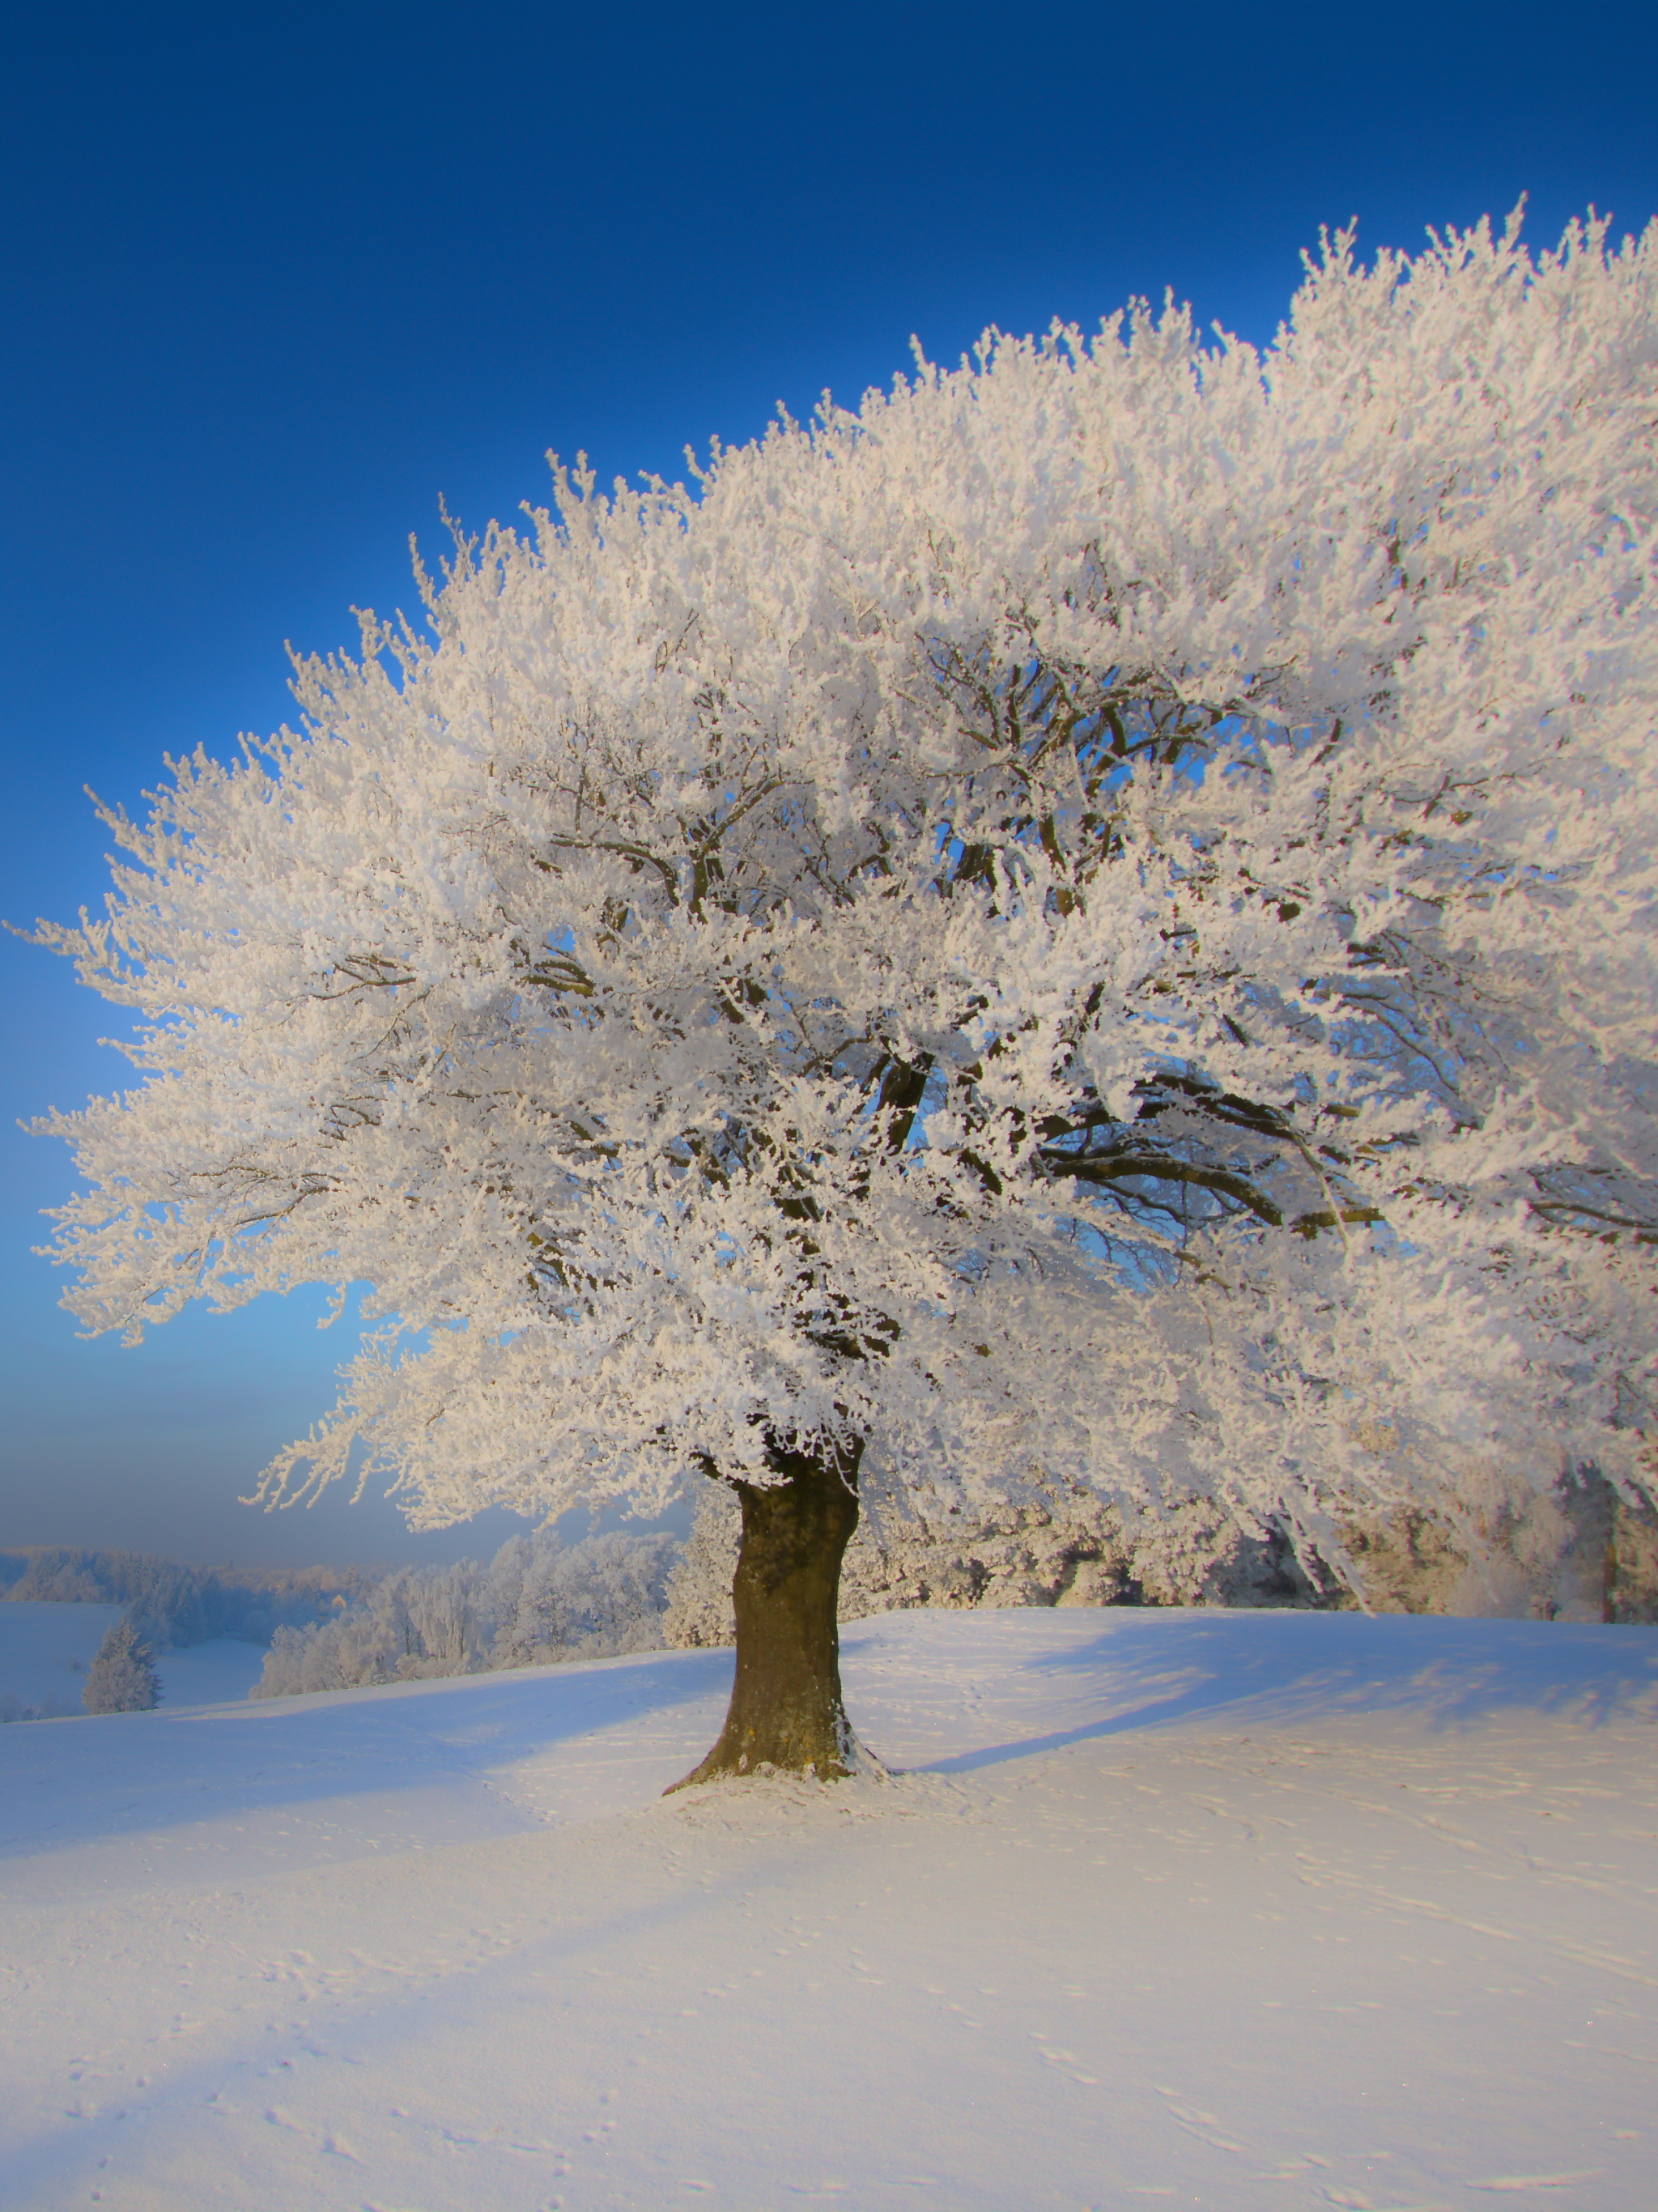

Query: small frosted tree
<box><xmin>83</xmin><ymin>1618</ymin><xmax>162</xmax><ymax>1714</ymax></box>
<box><xmin>32</xmin><ymin>211</ymin><xmax>1658</xmax><ymax>1780</ymax></box>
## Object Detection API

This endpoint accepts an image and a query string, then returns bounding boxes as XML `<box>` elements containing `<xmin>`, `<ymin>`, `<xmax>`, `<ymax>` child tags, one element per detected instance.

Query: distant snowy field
<box><xmin>150</xmin><ymin>1636</ymin><xmax>270</xmax><ymax>1708</ymax></box>
<box><xmin>0</xmin><ymin>1602</ymin><xmax>125</xmax><ymax>1716</ymax></box>
<box><xmin>2</xmin><ymin>1610</ymin><xmax>1656</xmax><ymax>2211</ymax></box>
<box><xmin>0</xmin><ymin>1604</ymin><xmax>268</xmax><ymax>1716</ymax></box>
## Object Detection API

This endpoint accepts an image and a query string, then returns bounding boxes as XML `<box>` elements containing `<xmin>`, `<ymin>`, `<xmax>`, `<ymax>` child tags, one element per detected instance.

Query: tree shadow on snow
<box><xmin>0</xmin><ymin>1646</ymin><xmax>735</xmax><ymax>1861</ymax></box>
<box><xmin>899</xmin><ymin>1611</ymin><xmax>1658</xmax><ymax>1775</ymax></box>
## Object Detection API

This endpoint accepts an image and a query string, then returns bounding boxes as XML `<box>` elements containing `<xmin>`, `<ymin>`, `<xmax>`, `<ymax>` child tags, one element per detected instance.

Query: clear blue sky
<box><xmin>3</xmin><ymin>0</ymin><xmax>1652</xmax><ymax>1568</ymax></box>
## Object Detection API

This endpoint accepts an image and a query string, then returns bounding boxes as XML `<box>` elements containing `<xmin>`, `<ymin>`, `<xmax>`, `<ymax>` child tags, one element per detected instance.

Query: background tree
<box><xmin>82</xmin><ymin>1617</ymin><xmax>161</xmax><ymax>1714</ymax></box>
<box><xmin>250</xmin><ymin>1526</ymin><xmax>677</xmax><ymax>1696</ymax></box>
<box><xmin>32</xmin><ymin>211</ymin><xmax>1658</xmax><ymax>1780</ymax></box>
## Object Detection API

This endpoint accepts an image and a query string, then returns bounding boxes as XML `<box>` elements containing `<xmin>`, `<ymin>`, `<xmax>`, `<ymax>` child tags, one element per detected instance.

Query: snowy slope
<box><xmin>2</xmin><ymin>1609</ymin><xmax>1655</xmax><ymax>2211</ymax></box>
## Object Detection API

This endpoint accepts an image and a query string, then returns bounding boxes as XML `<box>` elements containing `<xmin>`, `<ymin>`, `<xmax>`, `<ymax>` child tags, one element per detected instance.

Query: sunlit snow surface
<box><xmin>2</xmin><ymin>1610</ymin><xmax>1655</xmax><ymax>2211</ymax></box>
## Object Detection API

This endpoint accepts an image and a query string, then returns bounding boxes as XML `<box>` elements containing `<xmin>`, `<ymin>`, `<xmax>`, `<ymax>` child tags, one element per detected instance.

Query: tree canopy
<box><xmin>82</xmin><ymin>1617</ymin><xmax>161</xmax><ymax>1715</ymax></box>
<box><xmin>34</xmin><ymin>211</ymin><xmax>1658</xmax><ymax>1589</ymax></box>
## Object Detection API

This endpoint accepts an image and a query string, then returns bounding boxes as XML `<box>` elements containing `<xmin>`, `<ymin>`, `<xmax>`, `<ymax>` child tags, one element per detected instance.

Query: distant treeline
<box><xmin>0</xmin><ymin>1547</ymin><xmax>366</xmax><ymax>1649</ymax></box>
<box><xmin>8</xmin><ymin>1458</ymin><xmax>1652</xmax><ymax>1709</ymax></box>
<box><xmin>253</xmin><ymin>1529</ymin><xmax>679</xmax><ymax>1696</ymax></box>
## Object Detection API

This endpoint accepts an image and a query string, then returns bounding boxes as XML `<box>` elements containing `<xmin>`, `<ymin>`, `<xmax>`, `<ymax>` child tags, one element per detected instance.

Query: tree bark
<box><xmin>670</xmin><ymin>1436</ymin><xmax>866</xmax><ymax>1787</ymax></box>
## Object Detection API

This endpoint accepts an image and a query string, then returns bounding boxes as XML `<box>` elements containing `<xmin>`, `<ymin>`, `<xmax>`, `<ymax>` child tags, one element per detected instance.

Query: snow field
<box><xmin>2</xmin><ymin>1609</ymin><xmax>1655</xmax><ymax>2210</ymax></box>
<box><xmin>0</xmin><ymin>1602</ymin><xmax>125</xmax><ymax>1717</ymax></box>
<box><xmin>151</xmin><ymin>1639</ymin><xmax>273</xmax><ymax>1709</ymax></box>
<box><xmin>0</xmin><ymin>1606</ymin><xmax>269</xmax><ymax>1719</ymax></box>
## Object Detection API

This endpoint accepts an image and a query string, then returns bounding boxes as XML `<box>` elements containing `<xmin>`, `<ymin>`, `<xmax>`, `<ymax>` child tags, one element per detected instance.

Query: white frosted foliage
<box><xmin>30</xmin><ymin>210</ymin><xmax>1658</xmax><ymax>1549</ymax></box>
<box><xmin>253</xmin><ymin>1529</ymin><xmax>676</xmax><ymax>1696</ymax></box>
<box><xmin>82</xmin><ymin>1618</ymin><xmax>162</xmax><ymax>1715</ymax></box>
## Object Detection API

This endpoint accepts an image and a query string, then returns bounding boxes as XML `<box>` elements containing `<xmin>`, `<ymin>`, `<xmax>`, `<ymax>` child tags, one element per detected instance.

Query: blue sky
<box><xmin>2</xmin><ymin>0</ymin><xmax>1653</xmax><ymax>1568</ymax></box>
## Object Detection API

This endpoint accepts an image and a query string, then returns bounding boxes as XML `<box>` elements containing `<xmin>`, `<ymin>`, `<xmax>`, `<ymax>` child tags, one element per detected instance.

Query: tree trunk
<box><xmin>670</xmin><ymin>1436</ymin><xmax>865</xmax><ymax>1788</ymax></box>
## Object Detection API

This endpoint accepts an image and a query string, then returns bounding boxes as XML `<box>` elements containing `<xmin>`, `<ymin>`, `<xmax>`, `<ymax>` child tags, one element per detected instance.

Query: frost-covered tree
<box><xmin>252</xmin><ymin>1527</ymin><xmax>675</xmax><ymax>1696</ymax></box>
<box><xmin>31</xmin><ymin>211</ymin><xmax>1658</xmax><ymax>1780</ymax></box>
<box><xmin>83</xmin><ymin>1618</ymin><xmax>162</xmax><ymax>1714</ymax></box>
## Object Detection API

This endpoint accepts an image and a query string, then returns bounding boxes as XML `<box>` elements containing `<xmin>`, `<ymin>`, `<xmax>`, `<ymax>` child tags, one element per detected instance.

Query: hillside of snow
<box><xmin>2</xmin><ymin>1608</ymin><xmax>1656</xmax><ymax>2210</ymax></box>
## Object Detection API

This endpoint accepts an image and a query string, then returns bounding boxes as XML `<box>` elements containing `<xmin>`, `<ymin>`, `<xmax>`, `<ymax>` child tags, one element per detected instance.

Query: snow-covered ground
<box><xmin>151</xmin><ymin>1636</ymin><xmax>270</xmax><ymax>1708</ymax></box>
<box><xmin>2</xmin><ymin>1609</ymin><xmax>1655</xmax><ymax>2211</ymax></box>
